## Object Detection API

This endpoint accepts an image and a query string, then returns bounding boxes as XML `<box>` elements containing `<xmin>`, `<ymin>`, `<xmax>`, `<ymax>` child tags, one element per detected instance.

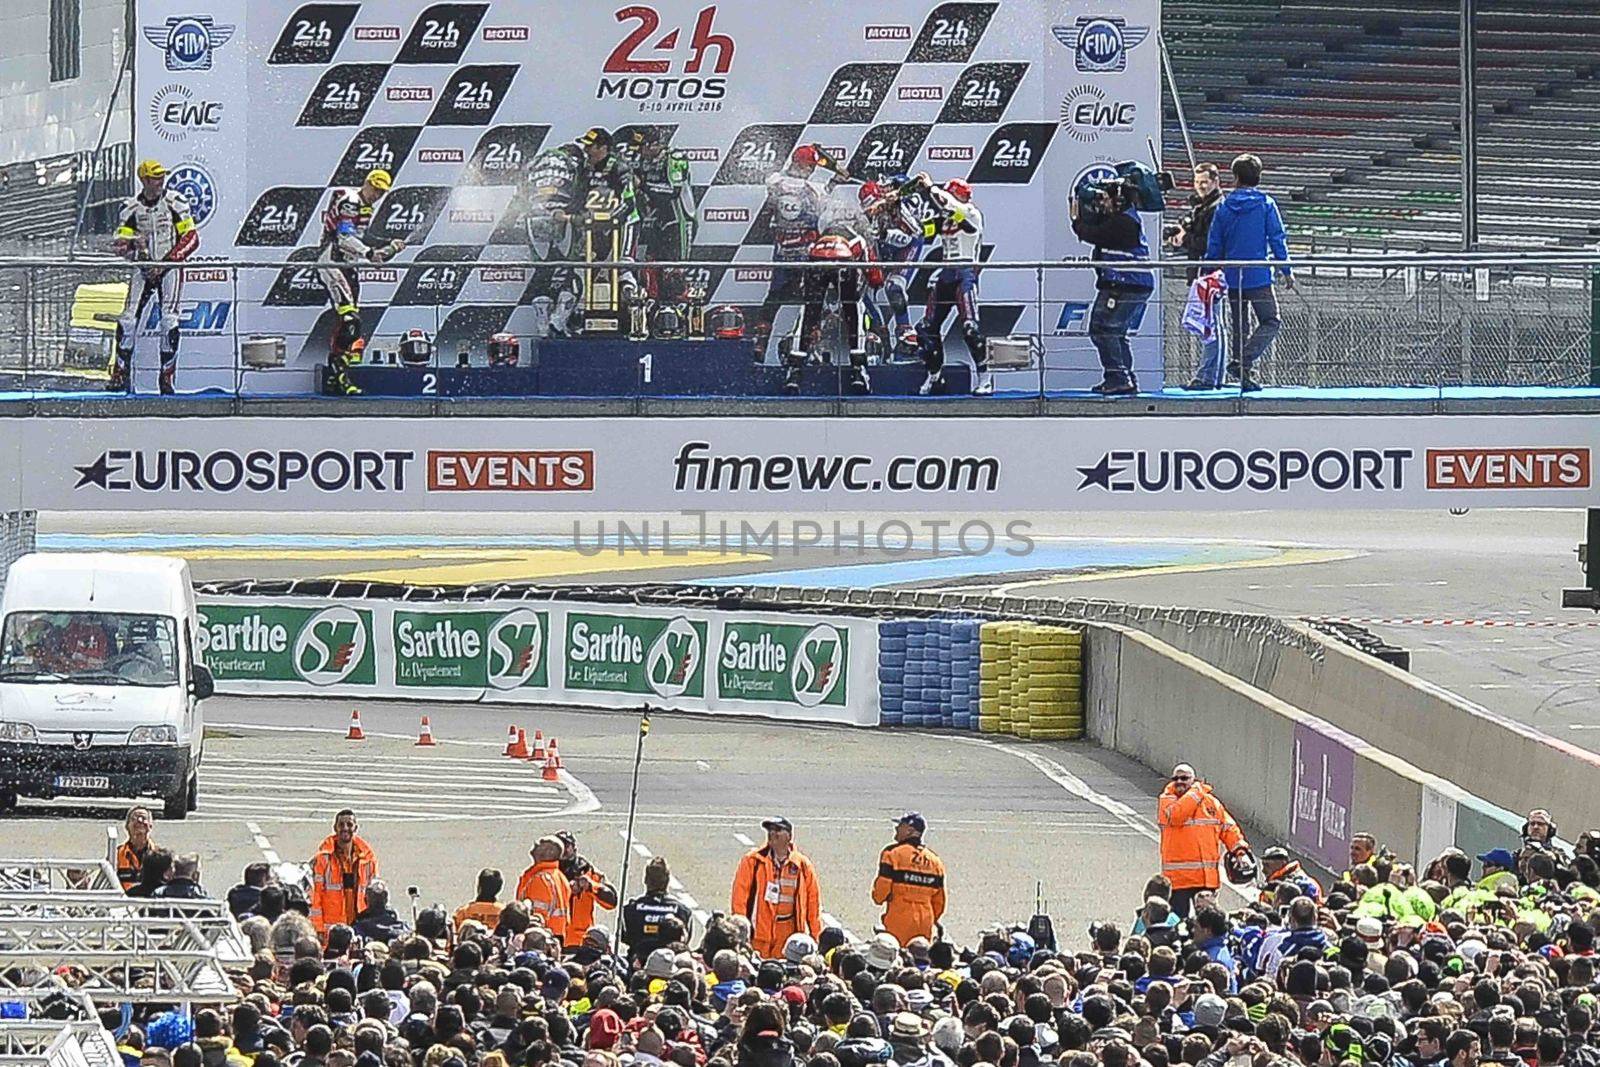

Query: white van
<box><xmin>0</xmin><ymin>553</ymin><xmax>214</xmax><ymax>819</ymax></box>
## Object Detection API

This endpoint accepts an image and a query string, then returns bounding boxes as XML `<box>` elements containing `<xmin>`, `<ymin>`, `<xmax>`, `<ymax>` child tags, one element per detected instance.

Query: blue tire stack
<box><xmin>950</xmin><ymin>621</ymin><xmax>979</xmax><ymax>730</ymax></box>
<box><xmin>878</xmin><ymin>620</ymin><xmax>907</xmax><ymax>726</ymax></box>
<box><xmin>903</xmin><ymin>620</ymin><xmax>929</xmax><ymax>726</ymax></box>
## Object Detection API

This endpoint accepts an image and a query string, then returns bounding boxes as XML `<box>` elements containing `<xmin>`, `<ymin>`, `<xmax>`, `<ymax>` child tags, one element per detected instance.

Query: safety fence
<box><xmin>0</xmin><ymin>252</ymin><xmax>1594</xmax><ymax>398</ymax></box>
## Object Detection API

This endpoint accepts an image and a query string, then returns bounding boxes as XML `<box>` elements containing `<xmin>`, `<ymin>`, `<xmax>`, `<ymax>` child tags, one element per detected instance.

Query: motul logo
<box><xmin>417</xmin><ymin>147</ymin><xmax>464</xmax><ymax>163</ymax></box>
<box><xmin>865</xmin><ymin>25</ymin><xmax>912</xmax><ymax>40</ymax></box>
<box><xmin>680</xmin><ymin>147</ymin><xmax>719</xmax><ymax>161</ymax></box>
<box><xmin>482</xmin><ymin>26</ymin><xmax>529</xmax><ymax>40</ymax></box>
<box><xmin>702</xmin><ymin>207</ymin><xmax>749</xmax><ymax>223</ymax></box>
<box><xmin>899</xmin><ymin>85</ymin><xmax>943</xmax><ymax>101</ymax></box>
<box><xmin>427</xmin><ymin>450</ymin><xmax>595</xmax><ymax>491</ymax></box>
<box><xmin>734</xmin><ymin>267</ymin><xmax>772</xmax><ymax>283</ymax></box>
<box><xmin>354</xmin><ymin>26</ymin><xmax>400</xmax><ymax>40</ymax></box>
<box><xmin>1426</xmin><ymin>447</ymin><xmax>1591</xmax><ymax>489</ymax></box>
<box><xmin>387</xmin><ymin>86</ymin><xmax>434</xmax><ymax>102</ymax></box>
<box><xmin>449</xmin><ymin>209</ymin><xmax>497</xmax><ymax>223</ymax></box>
<box><xmin>358</xmin><ymin>267</ymin><xmax>399</xmax><ymax>282</ymax></box>
<box><xmin>927</xmin><ymin>145</ymin><xmax>974</xmax><ymax>161</ymax></box>
<box><xmin>478</xmin><ymin>266</ymin><xmax>525</xmax><ymax>282</ymax></box>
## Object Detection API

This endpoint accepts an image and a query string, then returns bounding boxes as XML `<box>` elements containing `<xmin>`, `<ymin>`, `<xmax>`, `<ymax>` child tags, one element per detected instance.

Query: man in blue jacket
<box><xmin>1203</xmin><ymin>154</ymin><xmax>1293</xmax><ymax>391</ymax></box>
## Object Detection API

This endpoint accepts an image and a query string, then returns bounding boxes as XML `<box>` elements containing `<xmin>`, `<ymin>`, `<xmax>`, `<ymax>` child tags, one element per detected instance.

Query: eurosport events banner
<box><xmin>7</xmin><ymin>414</ymin><xmax>1600</xmax><ymax>513</ymax></box>
<box><xmin>131</xmin><ymin>0</ymin><xmax>1163</xmax><ymax>393</ymax></box>
<box><xmin>195</xmin><ymin>596</ymin><xmax>881</xmax><ymax>726</ymax></box>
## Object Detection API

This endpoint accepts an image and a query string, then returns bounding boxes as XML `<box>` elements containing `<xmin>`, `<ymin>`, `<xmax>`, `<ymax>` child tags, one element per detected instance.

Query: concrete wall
<box><xmin>1080</xmin><ymin>605</ymin><xmax>1600</xmax><ymax>833</ymax></box>
<box><xmin>0</xmin><ymin>0</ymin><xmax>130</xmax><ymax>167</ymax></box>
<box><xmin>1085</xmin><ymin>623</ymin><xmax>1529</xmax><ymax>872</ymax></box>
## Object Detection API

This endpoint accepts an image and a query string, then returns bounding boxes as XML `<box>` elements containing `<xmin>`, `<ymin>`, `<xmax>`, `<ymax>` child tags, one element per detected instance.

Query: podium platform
<box><xmin>329</xmin><ymin>338</ymin><xmax>970</xmax><ymax>398</ymax></box>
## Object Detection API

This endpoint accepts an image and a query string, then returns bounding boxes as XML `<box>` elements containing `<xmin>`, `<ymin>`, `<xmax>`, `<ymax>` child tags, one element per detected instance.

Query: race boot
<box><xmin>849</xmin><ymin>366</ymin><xmax>872</xmax><ymax>395</ymax></box>
<box><xmin>973</xmin><ymin>369</ymin><xmax>995</xmax><ymax>396</ymax></box>
<box><xmin>918</xmin><ymin>371</ymin><xmax>945</xmax><ymax>396</ymax></box>
<box><xmin>107</xmin><ymin>353</ymin><xmax>131</xmax><ymax>394</ymax></box>
<box><xmin>159</xmin><ymin>363</ymin><xmax>176</xmax><ymax>396</ymax></box>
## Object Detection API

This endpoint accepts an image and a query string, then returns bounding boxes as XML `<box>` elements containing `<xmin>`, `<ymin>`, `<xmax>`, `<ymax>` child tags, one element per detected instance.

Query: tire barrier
<box><xmin>978</xmin><ymin>622</ymin><xmax>1084</xmax><ymax>740</ymax></box>
<box><xmin>878</xmin><ymin>619</ymin><xmax>982</xmax><ymax>730</ymax></box>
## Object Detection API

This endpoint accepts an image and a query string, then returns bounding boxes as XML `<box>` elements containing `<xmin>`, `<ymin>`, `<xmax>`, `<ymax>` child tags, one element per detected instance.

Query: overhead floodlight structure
<box><xmin>0</xmin><ymin>862</ymin><xmax>119</xmax><ymax>895</ymax></box>
<box><xmin>0</xmin><ymin>989</ymin><xmax>119</xmax><ymax>1067</ymax></box>
<box><xmin>0</xmin><ymin>913</ymin><xmax>238</xmax><ymax>1006</ymax></box>
<box><xmin>0</xmin><ymin>896</ymin><xmax>252</xmax><ymax>966</ymax></box>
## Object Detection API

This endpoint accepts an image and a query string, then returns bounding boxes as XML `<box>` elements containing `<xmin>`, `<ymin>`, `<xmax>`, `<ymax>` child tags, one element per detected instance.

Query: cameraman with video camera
<box><xmin>1072</xmin><ymin>166</ymin><xmax>1160</xmax><ymax>397</ymax></box>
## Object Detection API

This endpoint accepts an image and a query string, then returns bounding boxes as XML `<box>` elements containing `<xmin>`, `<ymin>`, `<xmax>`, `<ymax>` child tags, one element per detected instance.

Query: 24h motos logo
<box><xmin>487</xmin><ymin>608</ymin><xmax>546</xmax><ymax>691</ymax></box>
<box><xmin>646</xmin><ymin>616</ymin><xmax>703</xmax><ymax>699</ymax></box>
<box><xmin>293</xmin><ymin>606</ymin><xmax>369</xmax><ymax>685</ymax></box>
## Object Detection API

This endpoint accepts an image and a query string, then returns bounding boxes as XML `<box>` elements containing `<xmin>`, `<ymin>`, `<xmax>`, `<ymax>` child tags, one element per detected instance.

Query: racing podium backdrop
<box><xmin>132</xmin><ymin>0</ymin><xmax>1163</xmax><ymax>394</ymax></box>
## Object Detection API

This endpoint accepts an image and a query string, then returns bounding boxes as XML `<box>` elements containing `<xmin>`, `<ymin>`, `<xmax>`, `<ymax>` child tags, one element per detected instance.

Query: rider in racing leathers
<box><xmin>632</xmin><ymin>129</ymin><xmax>697</xmax><ymax>304</ymax></box>
<box><xmin>524</xmin><ymin>127</ymin><xmax>635</xmax><ymax>337</ymax></box>
<box><xmin>750</xmin><ymin>145</ymin><xmax>834</xmax><ymax>363</ymax></box>
<box><xmin>794</xmin><ymin>223</ymin><xmax>874</xmax><ymax>395</ymax></box>
<box><xmin>914</xmin><ymin>176</ymin><xmax>992</xmax><ymax>396</ymax></box>
<box><xmin>111</xmin><ymin>159</ymin><xmax>200</xmax><ymax>395</ymax></box>
<box><xmin>316</xmin><ymin>168</ymin><xmax>405</xmax><ymax>396</ymax></box>
<box><xmin>858</xmin><ymin>178</ymin><xmax>930</xmax><ymax>356</ymax></box>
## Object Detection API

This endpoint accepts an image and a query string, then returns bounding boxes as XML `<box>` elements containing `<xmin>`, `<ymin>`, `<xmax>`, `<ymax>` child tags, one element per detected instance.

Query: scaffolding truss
<box><xmin>0</xmin><ymin>862</ymin><xmax>119</xmax><ymax>895</ymax></box>
<box><xmin>0</xmin><ymin>895</ymin><xmax>252</xmax><ymax>964</ymax></box>
<box><xmin>0</xmin><ymin>989</ymin><xmax>118</xmax><ymax>1067</ymax></box>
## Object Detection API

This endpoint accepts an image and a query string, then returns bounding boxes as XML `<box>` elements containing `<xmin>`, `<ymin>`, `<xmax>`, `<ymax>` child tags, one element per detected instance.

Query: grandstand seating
<box><xmin>1162</xmin><ymin>0</ymin><xmax>1600</xmax><ymax>251</ymax></box>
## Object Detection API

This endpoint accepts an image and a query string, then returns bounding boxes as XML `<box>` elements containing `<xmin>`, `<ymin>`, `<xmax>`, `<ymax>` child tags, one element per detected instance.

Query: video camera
<box><xmin>1075</xmin><ymin>160</ymin><xmax>1174</xmax><ymax>225</ymax></box>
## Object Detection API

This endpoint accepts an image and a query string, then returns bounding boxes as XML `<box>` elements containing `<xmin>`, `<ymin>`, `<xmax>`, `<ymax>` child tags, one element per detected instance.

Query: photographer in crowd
<box><xmin>1072</xmin><ymin>168</ymin><xmax>1157</xmax><ymax>397</ymax></box>
<box><xmin>1168</xmin><ymin>162</ymin><xmax>1228</xmax><ymax>389</ymax></box>
<box><xmin>1204</xmin><ymin>152</ymin><xmax>1294</xmax><ymax>392</ymax></box>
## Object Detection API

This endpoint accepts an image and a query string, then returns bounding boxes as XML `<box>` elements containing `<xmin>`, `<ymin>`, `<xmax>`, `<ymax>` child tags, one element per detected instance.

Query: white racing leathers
<box><xmin>112</xmin><ymin>189</ymin><xmax>198</xmax><ymax>393</ymax></box>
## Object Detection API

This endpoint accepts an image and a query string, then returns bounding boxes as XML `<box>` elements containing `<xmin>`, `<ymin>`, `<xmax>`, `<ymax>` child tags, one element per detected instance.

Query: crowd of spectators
<box><xmin>82</xmin><ymin>800</ymin><xmax>1600</xmax><ymax>1067</ymax></box>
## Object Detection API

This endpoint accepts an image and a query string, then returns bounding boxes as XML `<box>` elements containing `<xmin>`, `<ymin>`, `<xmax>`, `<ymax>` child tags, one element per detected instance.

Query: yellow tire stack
<box><xmin>978</xmin><ymin>621</ymin><xmax>1084</xmax><ymax>741</ymax></box>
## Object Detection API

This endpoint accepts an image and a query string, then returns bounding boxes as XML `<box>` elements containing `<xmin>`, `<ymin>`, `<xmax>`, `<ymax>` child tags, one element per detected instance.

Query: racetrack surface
<box><xmin>2</xmin><ymin>696</ymin><xmax>1176</xmax><ymax>946</ymax></box>
<box><xmin>44</xmin><ymin>506</ymin><xmax>1600</xmax><ymax>743</ymax></box>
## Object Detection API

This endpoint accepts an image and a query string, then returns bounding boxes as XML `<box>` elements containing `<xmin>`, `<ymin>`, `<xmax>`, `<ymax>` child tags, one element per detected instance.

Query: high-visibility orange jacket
<box><xmin>516</xmin><ymin>861</ymin><xmax>572</xmax><ymax>941</ymax></box>
<box><xmin>116</xmin><ymin>840</ymin><xmax>150</xmax><ymax>891</ymax></box>
<box><xmin>730</xmin><ymin>847</ymin><xmax>822</xmax><ymax>959</ymax></box>
<box><xmin>872</xmin><ymin>840</ymin><xmax>946</xmax><ymax>947</ymax></box>
<box><xmin>309</xmin><ymin>834</ymin><xmax>379</xmax><ymax>935</ymax></box>
<box><xmin>453</xmin><ymin>900</ymin><xmax>502</xmax><ymax>931</ymax></box>
<box><xmin>1157</xmin><ymin>782</ymin><xmax>1244</xmax><ymax>890</ymax></box>
<box><xmin>564</xmin><ymin>868</ymin><xmax>617</xmax><ymax>948</ymax></box>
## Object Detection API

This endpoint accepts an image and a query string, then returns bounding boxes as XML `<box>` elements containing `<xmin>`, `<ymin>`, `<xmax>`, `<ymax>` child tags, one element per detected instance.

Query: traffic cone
<box><xmin>502</xmin><ymin>724</ymin><xmax>521</xmax><ymax>758</ymax></box>
<box><xmin>541</xmin><ymin>737</ymin><xmax>561</xmax><ymax>781</ymax></box>
<box><xmin>346</xmin><ymin>709</ymin><xmax>366</xmax><ymax>741</ymax></box>
<box><xmin>415</xmin><ymin>716</ymin><xmax>437</xmax><ymax>747</ymax></box>
<box><xmin>528</xmin><ymin>729</ymin><xmax>546</xmax><ymax>764</ymax></box>
<box><xmin>507</xmin><ymin>727</ymin><xmax>530</xmax><ymax>759</ymax></box>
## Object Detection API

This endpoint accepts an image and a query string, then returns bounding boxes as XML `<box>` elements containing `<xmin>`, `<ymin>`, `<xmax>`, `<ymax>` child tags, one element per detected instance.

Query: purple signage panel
<box><xmin>1289</xmin><ymin>721</ymin><xmax>1355</xmax><ymax>873</ymax></box>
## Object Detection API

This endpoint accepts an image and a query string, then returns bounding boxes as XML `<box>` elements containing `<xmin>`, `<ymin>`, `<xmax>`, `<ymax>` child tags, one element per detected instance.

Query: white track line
<box><xmin>245</xmin><ymin>821</ymin><xmax>281</xmax><ymax>865</ymax></box>
<box><xmin>732</xmin><ymin>831</ymin><xmax>755</xmax><ymax>847</ymax></box>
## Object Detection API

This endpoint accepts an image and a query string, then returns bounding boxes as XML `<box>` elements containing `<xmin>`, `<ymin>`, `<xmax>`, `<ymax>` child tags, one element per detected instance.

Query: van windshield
<box><xmin>0</xmin><ymin>612</ymin><xmax>180</xmax><ymax>687</ymax></box>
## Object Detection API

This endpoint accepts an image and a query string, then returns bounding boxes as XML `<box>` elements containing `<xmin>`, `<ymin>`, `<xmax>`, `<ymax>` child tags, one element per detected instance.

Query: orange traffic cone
<box><xmin>508</xmin><ymin>727</ymin><xmax>530</xmax><ymax>759</ymax></box>
<box><xmin>346</xmin><ymin>709</ymin><xmax>366</xmax><ymax>741</ymax></box>
<box><xmin>502</xmin><ymin>724</ymin><xmax>521</xmax><ymax>757</ymax></box>
<box><xmin>541</xmin><ymin>737</ymin><xmax>561</xmax><ymax>781</ymax></box>
<box><xmin>528</xmin><ymin>729</ymin><xmax>546</xmax><ymax>764</ymax></box>
<box><xmin>415</xmin><ymin>716</ymin><xmax>437</xmax><ymax>747</ymax></box>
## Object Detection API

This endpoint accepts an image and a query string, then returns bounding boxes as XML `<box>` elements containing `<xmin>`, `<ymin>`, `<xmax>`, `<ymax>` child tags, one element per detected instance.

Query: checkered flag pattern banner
<box><xmin>133</xmin><ymin>0</ymin><xmax>1161</xmax><ymax>393</ymax></box>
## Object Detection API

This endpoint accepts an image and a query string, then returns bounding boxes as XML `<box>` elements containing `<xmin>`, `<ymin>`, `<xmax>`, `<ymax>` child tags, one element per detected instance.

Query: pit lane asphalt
<box><xmin>1</xmin><ymin>696</ymin><xmax>1178</xmax><ymax>946</ymax></box>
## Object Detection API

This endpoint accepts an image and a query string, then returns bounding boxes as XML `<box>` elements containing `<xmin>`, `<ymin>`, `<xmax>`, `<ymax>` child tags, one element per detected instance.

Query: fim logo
<box><xmin>1051</xmin><ymin>17</ymin><xmax>1151</xmax><ymax>73</ymax></box>
<box><xmin>1056</xmin><ymin>299</ymin><xmax>1148</xmax><ymax>335</ymax></box>
<box><xmin>293</xmin><ymin>606</ymin><xmax>369</xmax><ymax>686</ymax></box>
<box><xmin>791</xmin><ymin>624</ymin><xmax>846</xmax><ymax>708</ymax></box>
<box><xmin>646</xmin><ymin>616</ymin><xmax>702</xmax><ymax>699</ymax></box>
<box><xmin>487</xmin><ymin>608</ymin><xmax>545</xmax><ymax>691</ymax></box>
<box><xmin>144</xmin><ymin>15</ymin><xmax>235</xmax><ymax>71</ymax></box>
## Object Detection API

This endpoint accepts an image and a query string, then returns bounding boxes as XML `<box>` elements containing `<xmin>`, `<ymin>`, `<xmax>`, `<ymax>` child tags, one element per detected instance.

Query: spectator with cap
<box><xmin>310</xmin><ymin>810</ymin><xmax>380</xmax><ymax>938</ymax></box>
<box><xmin>872</xmin><ymin>813</ymin><xmax>946</xmax><ymax>949</ymax></box>
<box><xmin>623</xmin><ymin>857</ymin><xmax>694</xmax><ymax>968</ymax></box>
<box><xmin>1157</xmin><ymin>763</ymin><xmax>1249</xmax><ymax>918</ymax></box>
<box><xmin>1258</xmin><ymin>847</ymin><xmax>1323</xmax><ymax>904</ymax></box>
<box><xmin>117</xmin><ymin>806</ymin><xmax>157</xmax><ymax>891</ymax></box>
<box><xmin>730</xmin><ymin>817</ymin><xmax>822</xmax><ymax>960</ymax></box>
<box><xmin>1477</xmin><ymin>848</ymin><xmax>1520</xmax><ymax>894</ymax></box>
<box><xmin>516</xmin><ymin>836</ymin><xmax>572</xmax><ymax>944</ymax></box>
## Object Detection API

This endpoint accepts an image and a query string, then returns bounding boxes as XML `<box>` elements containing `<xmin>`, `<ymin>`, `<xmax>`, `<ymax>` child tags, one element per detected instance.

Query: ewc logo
<box><xmin>1051</xmin><ymin>16</ymin><xmax>1150</xmax><ymax>73</ymax></box>
<box><xmin>144</xmin><ymin>15</ymin><xmax>236</xmax><ymax>72</ymax></box>
<box><xmin>165</xmin><ymin>163</ymin><xmax>217</xmax><ymax>228</ymax></box>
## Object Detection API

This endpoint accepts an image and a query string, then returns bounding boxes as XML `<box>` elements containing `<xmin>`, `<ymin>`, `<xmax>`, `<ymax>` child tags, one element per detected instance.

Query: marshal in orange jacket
<box><xmin>872</xmin><ymin>841</ymin><xmax>946</xmax><ymax>947</ymax></box>
<box><xmin>730</xmin><ymin>846</ymin><xmax>821</xmax><ymax>959</ymax></box>
<box><xmin>309</xmin><ymin>834</ymin><xmax>380</xmax><ymax>935</ymax></box>
<box><xmin>1157</xmin><ymin>781</ymin><xmax>1244</xmax><ymax>890</ymax></box>
<box><xmin>516</xmin><ymin>860</ymin><xmax>572</xmax><ymax>941</ymax></box>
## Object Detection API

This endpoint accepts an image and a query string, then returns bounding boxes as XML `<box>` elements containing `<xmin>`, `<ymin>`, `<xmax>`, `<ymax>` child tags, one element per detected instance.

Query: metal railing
<box><xmin>0</xmin><ymin>250</ymin><xmax>1594</xmax><ymax>399</ymax></box>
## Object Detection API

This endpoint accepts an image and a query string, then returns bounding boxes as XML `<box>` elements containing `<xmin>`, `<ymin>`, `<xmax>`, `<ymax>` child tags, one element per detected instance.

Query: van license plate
<box><xmin>55</xmin><ymin>775</ymin><xmax>110</xmax><ymax>790</ymax></box>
